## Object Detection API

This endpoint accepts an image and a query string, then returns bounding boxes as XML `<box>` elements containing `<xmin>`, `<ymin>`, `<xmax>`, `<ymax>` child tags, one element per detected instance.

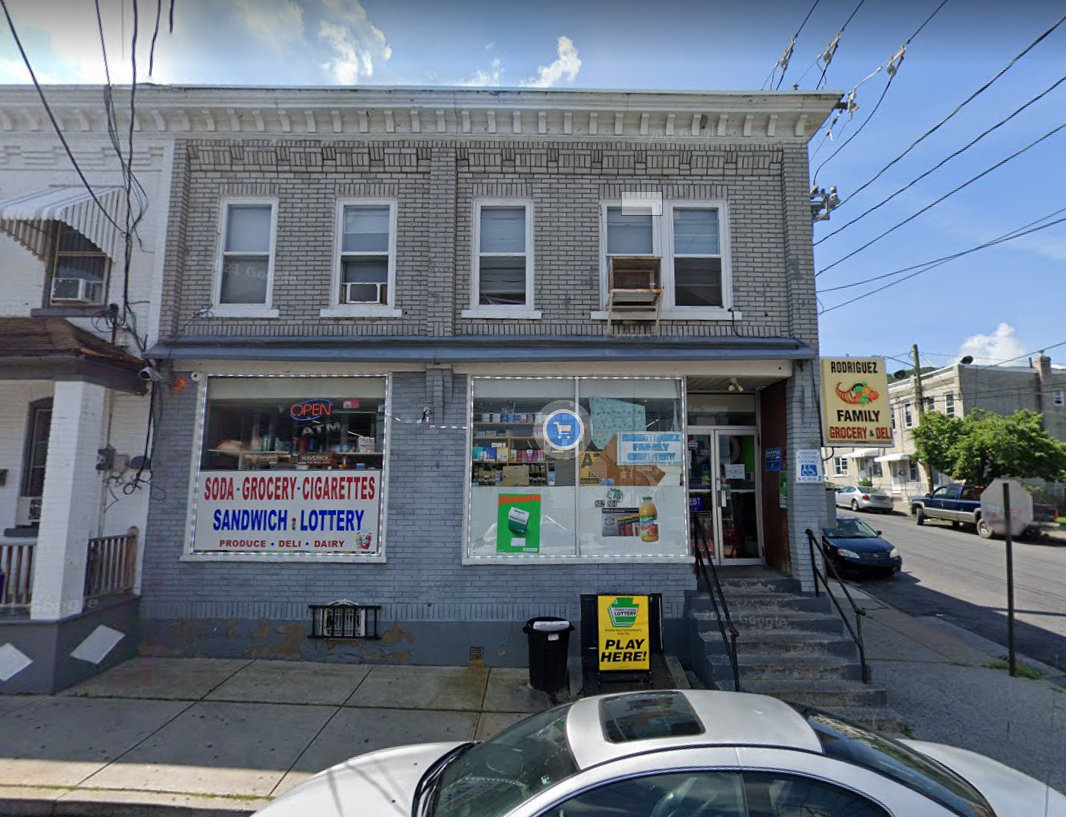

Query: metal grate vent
<box><xmin>309</xmin><ymin>601</ymin><xmax>381</xmax><ymax>640</ymax></box>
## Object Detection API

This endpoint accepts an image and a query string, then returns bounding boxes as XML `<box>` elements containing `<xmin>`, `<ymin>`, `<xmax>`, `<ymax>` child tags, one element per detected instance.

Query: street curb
<box><xmin>0</xmin><ymin>787</ymin><xmax>266</xmax><ymax>817</ymax></box>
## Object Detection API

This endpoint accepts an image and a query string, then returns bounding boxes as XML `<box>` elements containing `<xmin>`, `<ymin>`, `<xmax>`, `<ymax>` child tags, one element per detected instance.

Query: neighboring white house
<box><xmin>0</xmin><ymin>86</ymin><xmax>174</xmax><ymax>693</ymax></box>
<box><xmin>825</xmin><ymin>356</ymin><xmax>1066</xmax><ymax>506</ymax></box>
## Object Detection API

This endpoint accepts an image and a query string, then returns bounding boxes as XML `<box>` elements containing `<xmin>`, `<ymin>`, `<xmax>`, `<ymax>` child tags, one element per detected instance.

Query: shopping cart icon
<box><xmin>554</xmin><ymin>423</ymin><xmax>573</xmax><ymax>441</ymax></box>
<box><xmin>543</xmin><ymin>409</ymin><xmax>584</xmax><ymax>451</ymax></box>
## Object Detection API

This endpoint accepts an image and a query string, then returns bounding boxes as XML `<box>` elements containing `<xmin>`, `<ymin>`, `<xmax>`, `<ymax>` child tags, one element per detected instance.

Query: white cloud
<box><xmin>317</xmin><ymin>0</ymin><xmax>392</xmax><ymax>84</ymax></box>
<box><xmin>520</xmin><ymin>36</ymin><xmax>581</xmax><ymax>88</ymax></box>
<box><xmin>485</xmin><ymin>41</ymin><xmax>495</xmax><ymax>50</ymax></box>
<box><xmin>232</xmin><ymin>0</ymin><xmax>305</xmax><ymax>50</ymax></box>
<box><xmin>959</xmin><ymin>323</ymin><xmax>1029</xmax><ymax>365</ymax></box>
<box><xmin>460</xmin><ymin>56</ymin><xmax>503</xmax><ymax>87</ymax></box>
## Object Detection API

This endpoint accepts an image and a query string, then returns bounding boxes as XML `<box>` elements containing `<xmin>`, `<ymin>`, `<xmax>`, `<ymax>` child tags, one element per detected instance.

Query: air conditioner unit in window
<box><xmin>15</xmin><ymin>496</ymin><xmax>42</xmax><ymax>527</ymax></box>
<box><xmin>342</xmin><ymin>281</ymin><xmax>387</xmax><ymax>305</ymax></box>
<box><xmin>51</xmin><ymin>277</ymin><xmax>104</xmax><ymax>304</ymax></box>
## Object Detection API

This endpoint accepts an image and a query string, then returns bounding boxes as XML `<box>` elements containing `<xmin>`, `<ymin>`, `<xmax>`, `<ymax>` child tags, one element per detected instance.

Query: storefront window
<box><xmin>687</xmin><ymin>393</ymin><xmax>756</xmax><ymax>426</ymax></box>
<box><xmin>467</xmin><ymin>377</ymin><xmax>687</xmax><ymax>560</ymax></box>
<box><xmin>192</xmin><ymin>376</ymin><xmax>387</xmax><ymax>556</ymax></box>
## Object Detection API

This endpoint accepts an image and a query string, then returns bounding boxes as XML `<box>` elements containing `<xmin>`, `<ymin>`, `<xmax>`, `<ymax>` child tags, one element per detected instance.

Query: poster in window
<box><xmin>496</xmin><ymin>493</ymin><xmax>542</xmax><ymax>554</ymax></box>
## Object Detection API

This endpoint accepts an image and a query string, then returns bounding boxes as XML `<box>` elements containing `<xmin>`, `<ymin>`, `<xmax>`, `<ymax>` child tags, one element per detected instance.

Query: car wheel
<box><xmin>976</xmin><ymin>517</ymin><xmax>995</xmax><ymax>539</ymax></box>
<box><xmin>915</xmin><ymin>507</ymin><xmax>926</xmax><ymax>526</ymax></box>
<box><xmin>851</xmin><ymin>500</ymin><xmax>860</xmax><ymax>512</ymax></box>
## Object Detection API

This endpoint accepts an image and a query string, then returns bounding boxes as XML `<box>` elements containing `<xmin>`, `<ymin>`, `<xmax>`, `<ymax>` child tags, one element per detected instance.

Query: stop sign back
<box><xmin>979</xmin><ymin>479</ymin><xmax>1033</xmax><ymax>538</ymax></box>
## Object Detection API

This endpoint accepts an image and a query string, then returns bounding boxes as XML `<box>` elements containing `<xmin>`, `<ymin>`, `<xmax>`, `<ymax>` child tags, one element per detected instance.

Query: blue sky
<box><xmin>1</xmin><ymin>0</ymin><xmax>1063</xmax><ymax>368</ymax></box>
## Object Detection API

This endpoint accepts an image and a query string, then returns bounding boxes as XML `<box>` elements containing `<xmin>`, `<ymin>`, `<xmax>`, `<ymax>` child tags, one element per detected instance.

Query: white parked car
<box><xmin>254</xmin><ymin>689</ymin><xmax>1065</xmax><ymax>817</ymax></box>
<box><xmin>835</xmin><ymin>484</ymin><xmax>894</xmax><ymax>513</ymax></box>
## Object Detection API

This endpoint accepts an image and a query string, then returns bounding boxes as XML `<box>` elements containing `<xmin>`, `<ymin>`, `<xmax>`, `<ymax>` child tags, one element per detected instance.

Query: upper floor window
<box><xmin>49</xmin><ymin>224</ymin><xmax>108</xmax><ymax>307</ymax></box>
<box><xmin>216</xmin><ymin>201</ymin><xmax>276</xmax><ymax>313</ymax></box>
<box><xmin>833</xmin><ymin>456</ymin><xmax>848</xmax><ymax>477</ymax></box>
<box><xmin>599</xmin><ymin>201</ymin><xmax>732</xmax><ymax>318</ymax></box>
<box><xmin>945</xmin><ymin>392</ymin><xmax>956</xmax><ymax>417</ymax></box>
<box><xmin>922</xmin><ymin>396</ymin><xmax>935</xmax><ymax>412</ymax></box>
<box><xmin>1054</xmin><ymin>389</ymin><xmax>1065</xmax><ymax>407</ymax></box>
<box><xmin>464</xmin><ymin>201</ymin><xmax>537</xmax><ymax>319</ymax></box>
<box><xmin>903</xmin><ymin>403</ymin><xmax>913</xmax><ymax>428</ymax></box>
<box><xmin>321</xmin><ymin>200</ymin><xmax>400</xmax><ymax>318</ymax></box>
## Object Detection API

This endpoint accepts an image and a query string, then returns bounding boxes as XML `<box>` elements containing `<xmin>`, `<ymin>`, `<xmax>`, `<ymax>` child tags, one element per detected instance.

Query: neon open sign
<box><xmin>290</xmin><ymin>399</ymin><xmax>333</xmax><ymax>421</ymax></box>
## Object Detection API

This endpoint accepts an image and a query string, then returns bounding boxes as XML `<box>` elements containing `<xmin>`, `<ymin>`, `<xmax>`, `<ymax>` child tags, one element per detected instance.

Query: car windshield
<box><xmin>823</xmin><ymin>518</ymin><xmax>879</xmax><ymax>539</ymax></box>
<box><xmin>432</xmin><ymin>703</ymin><xmax>578</xmax><ymax>817</ymax></box>
<box><xmin>803</xmin><ymin>710</ymin><xmax>995</xmax><ymax>817</ymax></box>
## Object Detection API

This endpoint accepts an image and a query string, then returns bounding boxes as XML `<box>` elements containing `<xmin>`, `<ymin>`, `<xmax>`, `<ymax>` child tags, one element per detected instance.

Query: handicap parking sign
<box><xmin>795</xmin><ymin>449</ymin><xmax>824</xmax><ymax>484</ymax></box>
<box><xmin>544</xmin><ymin>409</ymin><xmax>583</xmax><ymax>451</ymax></box>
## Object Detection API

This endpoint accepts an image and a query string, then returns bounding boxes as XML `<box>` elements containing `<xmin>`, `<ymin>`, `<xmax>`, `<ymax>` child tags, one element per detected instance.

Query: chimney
<box><xmin>1037</xmin><ymin>355</ymin><xmax>1053</xmax><ymax>382</ymax></box>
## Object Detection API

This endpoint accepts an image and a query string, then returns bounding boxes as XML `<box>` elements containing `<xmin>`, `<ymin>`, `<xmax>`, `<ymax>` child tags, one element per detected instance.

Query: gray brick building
<box><xmin>138</xmin><ymin>86</ymin><xmax>839</xmax><ymax>667</ymax></box>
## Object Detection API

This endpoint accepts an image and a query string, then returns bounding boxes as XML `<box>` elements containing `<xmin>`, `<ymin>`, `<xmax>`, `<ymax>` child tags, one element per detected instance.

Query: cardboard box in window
<box><xmin>501</xmin><ymin>465</ymin><xmax>529</xmax><ymax>487</ymax></box>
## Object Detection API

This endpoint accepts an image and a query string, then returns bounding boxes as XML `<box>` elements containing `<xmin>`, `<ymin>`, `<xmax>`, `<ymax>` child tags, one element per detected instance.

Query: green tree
<box><xmin>914</xmin><ymin>409</ymin><xmax>1066</xmax><ymax>485</ymax></box>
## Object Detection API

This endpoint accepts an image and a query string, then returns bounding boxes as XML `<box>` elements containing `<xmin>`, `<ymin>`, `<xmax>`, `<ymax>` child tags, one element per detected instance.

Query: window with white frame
<box><xmin>903</xmin><ymin>403</ymin><xmax>913</xmax><ymax>428</ymax></box>
<box><xmin>869</xmin><ymin>460</ymin><xmax>883</xmax><ymax>478</ymax></box>
<box><xmin>833</xmin><ymin>457</ymin><xmax>848</xmax><ymax>477</ymax></box>
<box><xmin>473</xmin><ymin>202</ymin><xmax>532</xmax><ymax>309</ymax></box>
<box><xmin>218</xmin><ymin>202</ymin><xmax>275</xmax><ymax>307</ymax></box>
<box><xmin>600</xmin><ymin>202</ymin><xmax>731</xmax><ymax>314</ymax></box>
<box><xmin>891</xmin><ymin>409</ymin><xmax>897</xmax><ymax>430</ymax></box>
<box><xmin>923</xmin><ymin>396</ymin><xmax>935</xmax><ymax>412</ymax></box>
<box><xmin>908</xmin><ymin>462</ymin><xmax>920</xmax><ymax>483</ymax></box>
<box><xmin>338</xmin><ymin>203</ymin><xmax>394</xmax><ymax>306</ymax></box>
<box><xmin>1054</xmin><ymin>389</ymin><xmax>1065</xmax><ymax>407</ymax></box>
<box><xmin>945</xmin><ymin>393</ymin><xmax>956</xmax><ymax>417</ymax></box>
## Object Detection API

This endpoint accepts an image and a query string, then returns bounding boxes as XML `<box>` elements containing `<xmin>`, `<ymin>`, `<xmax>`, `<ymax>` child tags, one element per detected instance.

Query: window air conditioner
<box><xmin>15</xmin><ymin>496</ymin><xmax>42</xmax><ymax>527</ymax></box>
<box><xmin>342</xmin><ymin>281</ymin><xmax>386</xmax><ymax>305</ymax></box>
<box><xmin>52</xmin><ymin>277</ymin><xmax>104</xmax><ymax>304</ymax></box>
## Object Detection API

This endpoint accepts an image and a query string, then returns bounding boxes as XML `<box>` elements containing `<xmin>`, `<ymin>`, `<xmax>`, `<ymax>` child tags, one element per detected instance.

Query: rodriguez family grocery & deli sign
<box><xmin>819</xmin><ymin>357</ymin><xmax>893</xmax><ymax>447</ymax></box>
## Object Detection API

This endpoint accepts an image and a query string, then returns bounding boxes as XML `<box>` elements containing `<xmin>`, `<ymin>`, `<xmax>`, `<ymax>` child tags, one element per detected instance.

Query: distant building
<box><xmin>825</xmin><ymin>356</ymin><xmax>1066</xmax><ymax>503</ymax></box>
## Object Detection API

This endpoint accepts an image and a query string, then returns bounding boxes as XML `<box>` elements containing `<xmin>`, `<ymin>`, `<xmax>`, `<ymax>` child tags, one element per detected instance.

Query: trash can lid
<box><xmin>531</xmin><ymin>620</ymin><xmax>570</xmax><ymax>632</ymax></box>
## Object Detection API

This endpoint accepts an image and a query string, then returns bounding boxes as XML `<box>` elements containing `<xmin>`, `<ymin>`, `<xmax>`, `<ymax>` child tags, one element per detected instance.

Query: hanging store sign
<box><xmin>597</xmin><ymin>594</ymin><xmax>651</xmax><ymax>671</ymax></box>
<box><xmin>193</xmin><ymin>471</ymin><xmax>381</xmax><ymax>553</ymax></box>
<box><xmin>819</xmin><ymin>358</ymin><xmax>893</xmax><ymax>447</ymax></box>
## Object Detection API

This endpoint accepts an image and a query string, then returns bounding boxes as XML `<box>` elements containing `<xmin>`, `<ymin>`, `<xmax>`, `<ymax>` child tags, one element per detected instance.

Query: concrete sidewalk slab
<box><xmin>275</xmin><ymin>707</ymin><xmax>478</xmax><ymax>796</ymax></box>
<box><xmin>0</xmin><ymin>695</ymin><xmax>44</xmax><ymax>719</ymax></box>
<box><xmin>865</xmin><ymin>608</ymin><xmax>992</xmax><ymax>665</ymax></box>
<box><xmin>206</xmin><ymin>660</ymin><xmax>371</xmax><ymax>706</ymax></box>
<box><xmin>482</xmin><ymin>668</ymin><xmax>553</xmax><ymax>713</ymax></box>
<box><xmin>345</xmin><ymin>665</ymin><xmax>488</xmax><ymax>711</ymax></box>
<box><xmin>63</xmin><ymin>657</ymin><xmax>252</xmax><ymax>700</ymax></box>
<box><xmin>0</xmin><ymin>697</ymin><xmax>191</xmax><ymax>787</ymax></box>
<box><xmin>475</xmin><ymin>711</ymin><xmax>528</xmax><ymax>740</ymax></box>
<box><xmin>81</xmin><ymin>700</ymin><xmax>335</xmax><ymax>798</ymax></box>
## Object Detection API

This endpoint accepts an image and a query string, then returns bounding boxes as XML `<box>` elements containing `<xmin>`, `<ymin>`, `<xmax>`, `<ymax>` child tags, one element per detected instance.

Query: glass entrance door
<box><xmin>688</xmin><ymin>427</ymin><xmax>763</xmax><ymax>566</ymax></box>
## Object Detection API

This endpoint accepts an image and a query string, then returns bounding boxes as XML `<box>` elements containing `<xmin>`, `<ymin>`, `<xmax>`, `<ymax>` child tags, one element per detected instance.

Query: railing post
<box><xmin>807</xmin><ymin>530</ymin><xmax>820</xmax><ymax>597</ymax></box>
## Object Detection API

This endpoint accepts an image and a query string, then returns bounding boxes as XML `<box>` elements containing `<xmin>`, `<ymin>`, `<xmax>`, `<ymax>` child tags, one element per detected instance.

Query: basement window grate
<box><xmin>309</xmin><ymin>601</ymin><xmax>382</xmax><ymax>640</ymax></box>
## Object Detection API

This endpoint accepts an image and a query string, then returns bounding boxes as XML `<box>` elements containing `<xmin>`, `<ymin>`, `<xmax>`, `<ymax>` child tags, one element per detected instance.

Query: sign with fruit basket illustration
<box><xmin>819</xmin><ymin>358</ymin><xmax>893</xmax><ymax>448</ymax></box>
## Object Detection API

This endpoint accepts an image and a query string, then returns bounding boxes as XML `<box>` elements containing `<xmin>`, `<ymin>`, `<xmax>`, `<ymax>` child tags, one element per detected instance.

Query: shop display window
<box><xmin>200</xmin><ymin>376</ymin><xmax>386</xmax><ymax>472</ymax></box>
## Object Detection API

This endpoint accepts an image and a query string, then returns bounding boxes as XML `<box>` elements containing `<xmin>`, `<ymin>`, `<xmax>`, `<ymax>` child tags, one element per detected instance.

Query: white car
<box><xmin>835</xmin><ymin>485</ymin><xmax>894</xmax><ymax>513</ymax></box>
<box><xmin>255</xmin><ymin>689</ymin><xmax>1065</xmax><ymax>817</ymax></box>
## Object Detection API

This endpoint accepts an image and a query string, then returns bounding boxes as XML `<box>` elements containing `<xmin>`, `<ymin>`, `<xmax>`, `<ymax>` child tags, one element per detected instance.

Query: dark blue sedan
<box><xmin>821</xmin><ymin>515</ymin><xmax>902</xmax><ymax>578</ymax></box>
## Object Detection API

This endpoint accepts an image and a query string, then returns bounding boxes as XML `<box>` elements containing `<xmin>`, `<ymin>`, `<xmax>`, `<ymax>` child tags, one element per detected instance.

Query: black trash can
<box><xmin>523</xmin><ymin>617</ymin><xmax>573</xmax><ymax>693</ymax></box>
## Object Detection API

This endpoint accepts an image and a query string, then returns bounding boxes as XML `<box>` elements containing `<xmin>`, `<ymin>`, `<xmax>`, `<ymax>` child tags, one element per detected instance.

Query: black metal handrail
<box><xmin>805</xmin><ymin>528</ymin><xmax>870</xmax><ymax>684</ymax></box>
<box><xmin>692</xmin><ymin>521</ymin><xmax>741</xmax><ymax>691</ymax></box>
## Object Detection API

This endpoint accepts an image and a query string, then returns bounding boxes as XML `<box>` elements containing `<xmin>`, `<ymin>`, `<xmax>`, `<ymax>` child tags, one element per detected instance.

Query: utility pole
<box><xmin>912</xmin><ymin>343</ymin><xmax>933</xmax><ymax>494</ymax></box>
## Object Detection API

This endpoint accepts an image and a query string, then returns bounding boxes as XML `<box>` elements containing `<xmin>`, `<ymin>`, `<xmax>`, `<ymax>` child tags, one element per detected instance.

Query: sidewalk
<box><xmin>0</xmin><ymin>661</ymin><xmax>556</xmax><ymax>816</ymax></box>
<box><xmin>849</xmin><ymin>585</ymin><xmax>1066</xmax><ymax>793</ymax></box>
<box><xmin>1</xmin><ymin>608</ymin><xmax>1064</xmax><ymax>815</ymax></box>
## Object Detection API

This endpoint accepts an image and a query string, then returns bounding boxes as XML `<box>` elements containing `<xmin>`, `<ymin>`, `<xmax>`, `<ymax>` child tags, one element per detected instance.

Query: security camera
<box><xmin>138</xmin><ymin>366</ymin><xmax>168</xmax><ymax>384</ymax></box>
<box><xmin>189</xmin><ymin>371</ymin><xmax>203</xmax><ymax>382</ymax></box>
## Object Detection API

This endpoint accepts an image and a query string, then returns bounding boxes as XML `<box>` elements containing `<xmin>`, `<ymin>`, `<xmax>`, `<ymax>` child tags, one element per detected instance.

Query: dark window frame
<box><xmin>20</xmin><ymin>397</ymin><xmax>53</xmax><ymax>501</ymax></box>
<box><xmin>44</xmin><ymin>222</ymin><xmax>111</xmax><ymax>309</ymax></box>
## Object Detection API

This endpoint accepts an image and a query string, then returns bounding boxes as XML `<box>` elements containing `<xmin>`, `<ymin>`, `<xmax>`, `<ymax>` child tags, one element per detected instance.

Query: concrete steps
<box><xmin>686</xmin><ymin>571</ymin><xmax>903</xmax><ymax>733</ymax></box>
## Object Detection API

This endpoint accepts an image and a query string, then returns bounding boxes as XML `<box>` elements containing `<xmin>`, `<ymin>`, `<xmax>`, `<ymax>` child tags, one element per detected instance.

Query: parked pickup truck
<box><xmin>911</xmin><ymin>485</ymin><xmax>1052</xmax><ymax>539</ymax></box>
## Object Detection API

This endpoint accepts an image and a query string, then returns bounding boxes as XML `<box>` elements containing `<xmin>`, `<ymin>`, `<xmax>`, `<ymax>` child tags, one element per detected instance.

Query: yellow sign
<box><xmin>597</xmin><ymin>595</ymin><xmax>650</xmax><ymax>671</ymax></box>
<box><xmin>820</xmin><ymin>357</ymin><xmax>893</xmax><ymax>448</ymax></box>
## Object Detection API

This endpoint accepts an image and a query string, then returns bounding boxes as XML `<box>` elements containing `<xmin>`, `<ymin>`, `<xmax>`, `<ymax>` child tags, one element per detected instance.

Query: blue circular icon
<box><xmin>543</xmin><ymin>409</ymin><xmax>584</xmax><ymax>451</ymax></box>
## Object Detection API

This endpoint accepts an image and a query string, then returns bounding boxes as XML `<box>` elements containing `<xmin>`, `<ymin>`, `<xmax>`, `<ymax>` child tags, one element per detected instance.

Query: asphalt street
<box><xmin>846</xmin><ymin>510</ymin><xmax>1066</xmax><ymax>673</ymax></box>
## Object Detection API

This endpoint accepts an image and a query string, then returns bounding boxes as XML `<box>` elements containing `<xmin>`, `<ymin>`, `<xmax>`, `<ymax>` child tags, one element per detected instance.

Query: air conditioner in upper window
<box><xmin>342</xmin><ymin>281</ymin><xmax>387</xmax><ymax>305</ymax></box>
<box><xmin>15</xmin><ymin>496</ymin><xmax>42</xmax><ymax>527</ymax></box>
<box><xmin>51</xmin><ymin>277</ymin><xmax>104</xmax><ymax>304</ymax></box>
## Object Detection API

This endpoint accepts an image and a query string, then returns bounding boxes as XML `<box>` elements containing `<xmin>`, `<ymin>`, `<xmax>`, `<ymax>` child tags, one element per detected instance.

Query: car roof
<box><xmin>565</xmin><ymin>690</ymin><xmax>821</xmax><ymax>769</ymax></box>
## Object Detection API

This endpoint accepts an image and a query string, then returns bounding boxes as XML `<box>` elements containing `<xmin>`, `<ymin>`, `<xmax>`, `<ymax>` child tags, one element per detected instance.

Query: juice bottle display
<box><xmin>639</xmin><ymin>496</ymin><xmax>659</xmax><ymax>543</ymax></box>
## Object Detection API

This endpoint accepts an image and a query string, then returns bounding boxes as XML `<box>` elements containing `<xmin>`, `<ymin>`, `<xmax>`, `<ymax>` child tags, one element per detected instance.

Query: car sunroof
<box><xmin>600</xmin><ymin>692</ymin><xmax>704</xmax><ymax>743</ymax></box>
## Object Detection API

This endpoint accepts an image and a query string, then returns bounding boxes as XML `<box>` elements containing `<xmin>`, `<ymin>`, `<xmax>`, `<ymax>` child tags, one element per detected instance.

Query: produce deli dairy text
<box><xmin>193</xmin><ymin>471</ymin><xmax>381</xmax><ymax>554</ymax></box>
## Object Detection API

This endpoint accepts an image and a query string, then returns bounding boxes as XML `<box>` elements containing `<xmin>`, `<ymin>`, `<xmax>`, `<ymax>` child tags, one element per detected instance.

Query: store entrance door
<box><xmin>688</xmin><ymin>427</ymin><xmax>763</xmax><ymax>566</ymax></box>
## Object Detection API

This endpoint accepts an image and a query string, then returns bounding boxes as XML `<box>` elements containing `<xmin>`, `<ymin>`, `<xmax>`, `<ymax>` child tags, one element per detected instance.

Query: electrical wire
<box><xmin>769</xmin><ymin>0</ymin><xmax>821</xmax><ymax>90</ymax></box>
<box><xmin>148</xmin><ymin>0</ymin><xmax>162</xmax><ymax>75</ymax></box>
<box><xmin>816</xmin><ymin>0</ymin><xmax>866</xmax><ymax>89</ymax></box>
<box><xmin>832</xmin><ymin>10</ymin><xmax>1066</xmax><ymax>209</ymax></box>
<box><xmin>0</xmin><ymin>0</ymin><xmax>126</xmax><ymax>236</ymax></box>
<box><xmin>990</xmin><ymin>339</ymin><xmax>1066</xmax><ymax>368</ymax></box>
<box><xmin>818</xmin><ymin>212</ymin><xmax>1066</xmax><ymax>313</ymax></box>
<box><xmin>816</xmin><ymin>118</ymin><xmax>1066</xmax><ymax>278</ymax></box>
<box><xmin>817</xmin><ymin>70</ymin><xmax>1066</xmax><ymax>244</ymax></box>
<box><xmin>818</xmin><ymin>205</ymin><xmax>1066</xmax><ymax>293</ymax></box>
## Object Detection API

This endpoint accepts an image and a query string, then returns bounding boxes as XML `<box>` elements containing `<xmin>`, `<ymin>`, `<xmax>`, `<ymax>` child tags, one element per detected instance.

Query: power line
<box><xmin>818</xmin><ymin>205</ymin><xmax>1066</xmax><ymax>293</ymax></box>
<box><xmin>769</xmin><ymin>0</ymin><xmax>821</xmax><ymax>90</ymax></box>
<box><xmin>830</xmin><ymin>10</ymin><xmax>1066</xmax><ymax>210</ymax></box>
<box><xmin>816</xmin><ymin>0</ymin><xmax>867</xmax><ymax>89</ymax></box>
<box><xmin>817</xmin><ymin>211</ymin><xmax>1066</xmax><ymax>313</ymax></box>
<box><xmin>816</xmin><ymin>118</ymin><xmax>1066</xmax><ymax>277</ymax></box>
<box><xmin>0</xmin><ymin>0</ymin><xmax>126</xmax><ymax>236</ymax></box>
<box><xmin>991</xmin><ymin>339</ymin><xmax>1066</xmax><ymax>368</ymax></box>
<box><xmin>817</xmin><ymin>69</ymin><xmax>1066</xmax><ymax>244</ymax></box>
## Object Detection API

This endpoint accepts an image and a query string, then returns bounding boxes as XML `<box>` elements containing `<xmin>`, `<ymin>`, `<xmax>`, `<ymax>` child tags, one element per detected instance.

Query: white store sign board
<box><xmin>617</xmin><ymin>432</ymin><xmax>684</xmax><ymax>465</ymax></box>
<box><xmin>193</xmin><ymin>470</ymin><xmax>382</xmax><ymax>554</ymax></box>
<box><xmin>795</xmin><ymin>449</ymin><xmax>825</xmax><ymax>484</ymax></box>
<box><xmin>980</xmin><ymin>478</ymin><xmax>1033</xmax><ymax>538</ymax></box>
